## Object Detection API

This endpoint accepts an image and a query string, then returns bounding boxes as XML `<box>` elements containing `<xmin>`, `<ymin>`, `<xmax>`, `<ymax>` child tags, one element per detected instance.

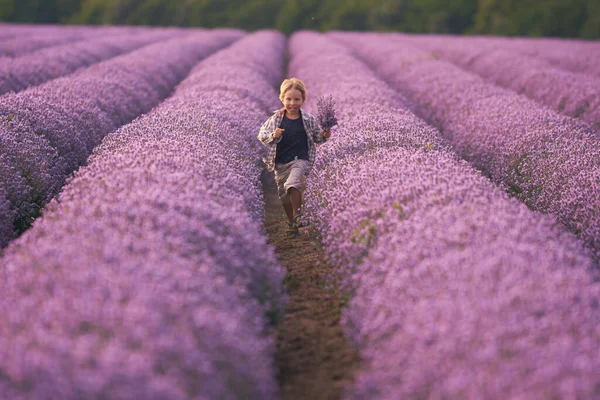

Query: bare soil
<box><xmin>261</xmin><ymin>171</ymin><xmax>361</xmax><ymax>400</ymax></box>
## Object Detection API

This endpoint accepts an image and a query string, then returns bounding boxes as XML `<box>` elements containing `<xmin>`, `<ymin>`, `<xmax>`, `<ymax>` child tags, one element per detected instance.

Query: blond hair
<box><xmin>279</xmin><ymin>78</ymin><xmax>306</xmax><ymax>102</ymax></box>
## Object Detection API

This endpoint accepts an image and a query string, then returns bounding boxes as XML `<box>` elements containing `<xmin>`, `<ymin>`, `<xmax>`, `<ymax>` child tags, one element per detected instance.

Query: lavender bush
<box><xmin>403</xmin><ymin>34</ymin><xmax>600</xmax><ymax>129</ymax></box>
<box><xmin>288</xmin><ymin>34</ymin><xmax>448</xmax><ymax>174</ymax></box>
<box><xmin>0</xmin><ymin>27</ymin><xmax>105</xmax><ymax>57</ymax></box>
<box><xmin>403</xmin><ymin>35</ymin><xmax>600</xmax><ymax>79</ymax></box>
<box><xmin>0</xmin><ymin>29</ymin><xmax>243</xmax><ymax>247</ymax></box>
<box><xmin>0</xmin><ymin>29</ymin><xmax>17</xmax><ymax>41</ymax></box>
<box><xmin>0</xmin><ymin>24</ymin><xmax>116</xmax><ymax>40</ymax></box>
<box><xmin>0</xmin><ymin>30</ymin><xmax>286</xmax><ymax>399</ymax></box>
<box><xmin>472</xmin><ymin>35</ymin><xmax>600</xmax><ymax>79</ymax></box>
<box><xmin>316</xmin><ymin>94</ymin><xmax>338</xmax><ymax>131</ymax></box>
<box><xmin>290</xmin><ymin>31</ymin><xmax>600</xmax><ymax>399</ymax></box>
<box><xmin>0</xmin><ymin>185</ymin><xmax>13</xmax><ymax>242</ymax></box>
<box><xmin>331</xmin><ymin>32</ymin><xmax>600</xmax><ymax>260</ymax></box>
<box><xmin>0</xmin><ymin>28</ymin><xmax>181</xmax><ymax>95</ymax></box>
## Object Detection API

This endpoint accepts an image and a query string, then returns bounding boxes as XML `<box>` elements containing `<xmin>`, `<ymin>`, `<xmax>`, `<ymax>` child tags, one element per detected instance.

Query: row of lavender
<box><xmin>397</xmin><ymin>34</ymin><xmax>600</xmax><ymax>129</ymax></box>
<box><xmin>0</xmin><ymin>23</ymin><xmax>114</xmax><ymax>41</ymax></box>
<box><xmin>452</xmin><ymin>34</ymin><xmax>600</xmax><ymax>79</ymax></box>
<box><xmin>0</xmin><ymin>29</ymin><xmax>243</xmax><ymax>248</ymax></box>
<box><xmin>0</xmin><ymin>30</ymin><xmax>287</xmax><ymax>399</ymax></box>
<box><xmin>0</xmin><ymin>25</ymin><xmax>141</xmax><ymax>57</ymax></box>
<box><xmin>290</xmin><ymin>32</ymin><xmax>600</xmax><ymax>399</ymax></box>
<box><xmin>330</xmin><ymin>32</ymin><xmax>600</xmax><ymax>261</ymax></box>
<box><xmin>0</xmin><ymin>28</ymin><xmax>186</xmax><ymax>95</ymax></box>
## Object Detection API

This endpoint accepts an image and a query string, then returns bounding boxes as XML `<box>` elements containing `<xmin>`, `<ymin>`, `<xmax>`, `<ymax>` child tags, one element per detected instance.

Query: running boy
<box><xmin>258</xmin><ymin>78</ymin><xmax>331</xmax><ymax>237</ymax></box>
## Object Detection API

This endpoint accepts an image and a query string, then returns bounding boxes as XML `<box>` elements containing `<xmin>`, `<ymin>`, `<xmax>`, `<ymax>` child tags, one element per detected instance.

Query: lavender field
<box><xmin>0</xmin><ymin>24</ymin><xmax>599</xmax><ymax>399</ymax></box>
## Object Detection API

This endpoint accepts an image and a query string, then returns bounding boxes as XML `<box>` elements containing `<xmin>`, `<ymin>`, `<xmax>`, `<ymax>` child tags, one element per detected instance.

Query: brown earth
<box><xmin>261</xmin><ymin>171</ymin><xmax>362</xmax><ymax>400</ymax></box>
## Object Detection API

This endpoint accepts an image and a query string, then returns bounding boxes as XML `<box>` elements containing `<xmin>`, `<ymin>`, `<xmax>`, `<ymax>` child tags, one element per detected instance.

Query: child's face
<box><xmin>282</xmin><ymin>88</ymin><xmax>304</xmax><ymax>114</ymax></box>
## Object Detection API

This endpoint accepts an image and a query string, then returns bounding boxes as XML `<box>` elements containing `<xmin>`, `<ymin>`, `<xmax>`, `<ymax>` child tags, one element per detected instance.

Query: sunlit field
<box><xmin>0</xmin><ymin>24</ymin><xmax>599</xmax><ymax>399</ymax></box>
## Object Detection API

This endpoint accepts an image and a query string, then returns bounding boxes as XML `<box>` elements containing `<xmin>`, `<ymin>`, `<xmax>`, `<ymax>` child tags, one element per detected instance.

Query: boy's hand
<box><xmin>273</xmin><ymin>128</ymin><xmax>284</xmax><ymax>139</ymax></box>
<box><xmin>321</xmin><ymin>130</ymin><xmax>331</xmax><ymax>139</ymax></box>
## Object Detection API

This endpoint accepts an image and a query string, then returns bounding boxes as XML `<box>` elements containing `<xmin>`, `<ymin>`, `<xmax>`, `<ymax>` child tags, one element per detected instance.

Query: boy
<box><xmin>258</xmin><ymin>78</ymin><xmax>331</xmax><ymax>237</ymax></box>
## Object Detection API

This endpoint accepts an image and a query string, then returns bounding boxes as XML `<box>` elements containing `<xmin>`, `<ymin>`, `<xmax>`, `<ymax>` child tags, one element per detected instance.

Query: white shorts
<box><xmin>274</xmin><ymin>159</ymin><xmax>309</xmax><ymax>202</ymax></box>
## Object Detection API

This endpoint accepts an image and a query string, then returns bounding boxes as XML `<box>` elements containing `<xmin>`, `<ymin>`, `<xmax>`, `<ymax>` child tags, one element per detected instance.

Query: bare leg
<box><xmin>288</xmin><ymin>187</ymin><xmax>302</xmax><ymax>220</ymax></box>
<box><xmin>282</xmin><ymin>200</ymin><xmax>294</xmax><ymax>223</ymax></box>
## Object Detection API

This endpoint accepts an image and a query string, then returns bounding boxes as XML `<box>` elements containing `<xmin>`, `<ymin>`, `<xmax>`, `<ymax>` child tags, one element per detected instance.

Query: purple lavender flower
<box><xmin>290</xmin><ymin>31</ymin><xmax>600</xmax><ymax>399</ymax></box>
<box><xmin>0</xmin><ymin>30</ymin><xmax>243</xmax><ymax>247</ymax></box>
<box><xmin>0</xmin><ymin>29</ymin><xmax>179</xmax><ymax>96</ymax></box>
<box><xmin>0</xmin><ymin>27</ymin><xmax>96</xmax><ymax>58</ymax></box>
<box><xmin>331</xmin><ymin>31</ymin><xmax>600</xmax><ymax>259</ymax></box>
<box><xmin>0</xmin><ymin>31</ymin><xmax>286</xmax><ymax>399</ymax></box>
<box><xmin>0</xmin><ymin>25</ymin><xmax>166</xmax><ymax>58</ymax></box>
<box><xmin>316</xmin><ymin>94</ymin><xmax>338</xmax><ymax>131</ymax></box>
<box><xmin>479</xmin><ymin>35</ymin><xmax>600</xmax><ymax>79</ymax></box>
<box><xmin>403</xmin><ymin>34</ymin><xmax>600</xmax><ymax>128</ymax></box>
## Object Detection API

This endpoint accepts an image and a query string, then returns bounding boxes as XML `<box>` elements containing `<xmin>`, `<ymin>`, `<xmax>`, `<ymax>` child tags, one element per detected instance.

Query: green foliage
<box><xmin>0</xmin><ymin>0</ymin><xmax>84</xmax><ymax>23</ymax></box>
<box><xmin>368</xmin><ymin>0</ymin><xmax>478</xmax><ymax>34</ymax></box>
<box><xmin>231</xmin><ymin>0</ymin><xmax>283</xmax><ymax>31</ymax></box>
<box><xmin>580</xmin><ymin>0</ymin><xmax>600</xmax><ymax>39</ymax></box>
<box><xmin>275</xmin><ymin>0</ymin><xmax>321</xmax><ymax>33</ymax></box>
<box><xmin>63</xmin><ymin>0</ymin><xmax>113</xmax><ymax>24</ymax></box>
<box><xmin>316</xmin><ymin>190</ymin><xmax>328</xmax><ymax>207</ymax></box>
<box><xmin>472</xmin><ymin>0</ymin><xmax>590</xmax><ymax>37</ymax></box>
<box><xmin>265</xmin><ymin>307</ymin><xmax>281</xmax><ymax>325</ymax></box>
<box><xmin>391</xmin><ymin>202</ymin><xmax>405</xmax><ymax>216</ymax></box>
<box><xmin>0</xmin><ymin>0</ymin><xmax>598</xmax><ymax>39</ymax></box>
<box><xmin>350</xmin><ymin>219</ymin><xmax>377</xmax><ymax>248</ymax></box>
<box><xmin>0</xmin><ymin>0</ymin><xmax>15</xmax><ymax>21</ymax></box>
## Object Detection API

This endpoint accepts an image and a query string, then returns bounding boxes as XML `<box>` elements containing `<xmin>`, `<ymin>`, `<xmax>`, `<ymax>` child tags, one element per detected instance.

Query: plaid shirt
<box><xmin>258</xmin><ymin>108</ymin><xmax>327</xmax><ymax>175</ymax></box>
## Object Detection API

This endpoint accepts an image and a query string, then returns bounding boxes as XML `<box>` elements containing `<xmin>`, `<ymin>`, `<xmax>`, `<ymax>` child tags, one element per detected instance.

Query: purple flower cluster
<box><xmin>481</xmin><ymin>35</ymin><xmax>600</xmax><ymax>79</ymax></box>
<box><xmin>0</xmin><ymin>26</ymin><xmax>108</xmax><ymax>58</ymax></box>
<box><xmin>0</xmin><ymin>29</ymin><xmax>243</xmax><ymax>247</ymax></box>
<box><xmin>0</xmin><ymin>30</ymin><xmax>286</xmax><ymax>399</ymax></box>
<box><xmin>290</xmin><ymin>31</ymin><xmax>600</xmax><ymax>399</ymax></box>
<box><xmin>331</xmin><ymin>32</ymin><xmax>600</xmax><ymax>260</ymax></box>
<box><xmin>0</xmin><ymin>28</ymin><xmax>183</xmax><ymax>95</ymax></box>
<box><xmin>0</xmin><ymin>26</ymin><xmax>18</xmax><ymax>41</ymax></box>
<box><xmin>0</xmin><ymin>23</ymin><xmax>98</xmax><ymax>36</ymax></box>
<box><xmin>403</xmin><ymin>34</ymin><xmax>600</xmax><ymax>128</ymax></box>
<box><xmin>288</xmin><ymin>34</ymin><xmax>449</xmax><ymax>173</ymax></box>
<box><xmin>316</xmin><ymin>94</ymin><xmax>338</xmax><ymax>131</ymax></box>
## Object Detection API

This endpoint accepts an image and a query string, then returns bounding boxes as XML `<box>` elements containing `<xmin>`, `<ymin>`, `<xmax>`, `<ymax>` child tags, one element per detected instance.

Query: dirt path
<box><xmin>261</xmin><ymin>171</ymin><xmax>361</xmax><ymax>400</ymax></box>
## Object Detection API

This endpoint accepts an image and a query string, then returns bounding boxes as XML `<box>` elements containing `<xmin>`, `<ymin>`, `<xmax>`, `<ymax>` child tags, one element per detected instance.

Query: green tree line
<box><xmin>1</xmin><ymin>0</ymin><xmax>598</xmax><ymax>39</ymax></box>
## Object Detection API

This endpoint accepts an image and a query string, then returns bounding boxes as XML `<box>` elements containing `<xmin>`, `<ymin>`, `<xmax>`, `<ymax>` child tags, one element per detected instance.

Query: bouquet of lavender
<box><xmin>316</xmin><ymin>94</ymin><xmax>338</xmax><ymax>131</ymax></box>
